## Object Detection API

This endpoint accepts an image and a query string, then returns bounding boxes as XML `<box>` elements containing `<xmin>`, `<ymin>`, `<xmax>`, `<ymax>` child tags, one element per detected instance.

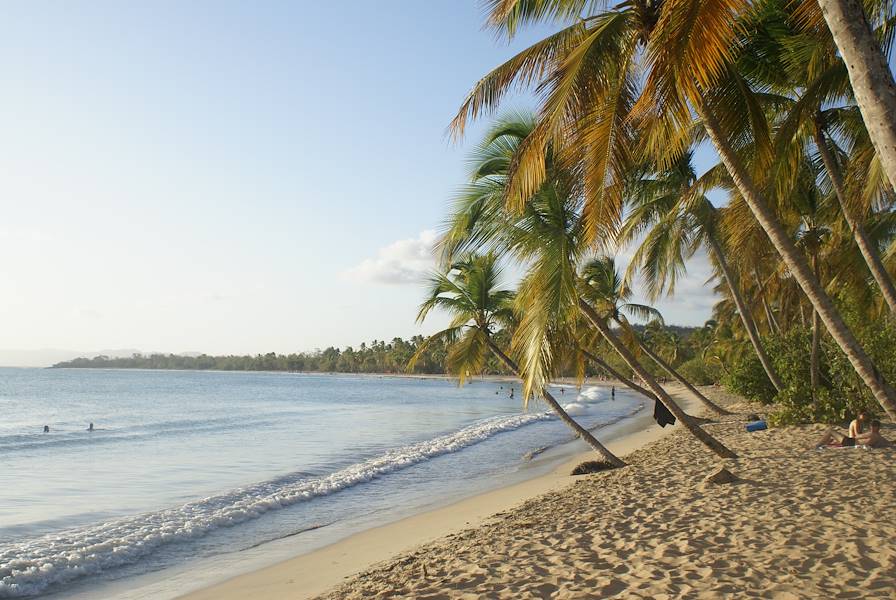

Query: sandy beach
<box><xmin>181</xmin><ymin>385</ymin><xmax>896</xmax><ymax>599</ymax></box>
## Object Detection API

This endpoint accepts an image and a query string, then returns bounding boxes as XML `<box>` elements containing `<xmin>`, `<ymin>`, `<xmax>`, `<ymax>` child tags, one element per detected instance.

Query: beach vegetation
<box><xmin>440</xmin><ymin>0</ymin><xmax>896</xmax><ymax>429</ymax></box>
<box><xmin>410</xmin><ymin>252</ymin><xmax>627</xmax><ymax>466</ymax></box>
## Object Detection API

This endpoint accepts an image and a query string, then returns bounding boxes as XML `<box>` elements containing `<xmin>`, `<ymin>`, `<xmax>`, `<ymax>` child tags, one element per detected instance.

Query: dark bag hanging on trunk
<box><xmin>654</xmin><ymin>399</ymin><xmax>676</xmax><ymax>427</ymax></box>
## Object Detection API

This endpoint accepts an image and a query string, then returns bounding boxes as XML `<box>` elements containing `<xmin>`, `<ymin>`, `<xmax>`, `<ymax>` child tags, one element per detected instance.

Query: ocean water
<box><xmin>0</xmin><ymin>368</ymin><xmax>643</xmax><ymax>599</ymax></box>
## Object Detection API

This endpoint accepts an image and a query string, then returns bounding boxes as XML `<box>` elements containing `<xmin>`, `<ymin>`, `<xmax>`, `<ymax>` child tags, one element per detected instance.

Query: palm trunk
<box><xmin>635</xmin><ymin>339</ymin><xmax>731</xmax><ymax>415</ymax></box>
<box><xmin>816</xmin><ymin>0</ymin><xmax>896</xmax><ymax>192</ymax></box>
<box><xmin>753</xmin><ymin>266</ymin><xmax>780</xmax><ymax>334</ymax></box>
<box><xmin>706</xmin><ymin>232</ymin><xmax>784</xmax><ymax>392</ymax></box>
<box><xmin>578</xmin><ymin>346</ymin><xmax>658</xmax><ymax>401</ymax></box>
<box><xmin>810</xmin><ymin>255</ymin><xmax>822</xmax><ymax>392</ymax></box>
<box><xmin>700</xmin><ymin>104</ymin><xmax>896</xmax><ymax>420</ymax></box>
<box><xmin>483</xmin><ymin>336</ymin><xmax>625</xmax><ymax>467</ymax></box>
<box><xmin>814</xmin><ymin>118</ymin><xmax>896</xmax><ymax>316</ymax></box>
<box><xmin>811</xmin><ymin>310</ymin><xmax>821</xmax><ymax>390</ymax></box>
<box><xmin>579</xmin><ymin>299</ymin><xmax>738</xmax><ymax>459</ymax></box>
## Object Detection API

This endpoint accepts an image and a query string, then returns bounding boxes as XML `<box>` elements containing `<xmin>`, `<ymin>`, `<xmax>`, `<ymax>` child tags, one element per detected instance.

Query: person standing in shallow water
<box><xmin>43</xmin><ymin>425</ymin><xmax>49</xmax><ymax>433</ymax></box>
<box><xmin>611</xmin><ymin>386</ymin><xmax>615</xmax><ymax>400</ymax></box>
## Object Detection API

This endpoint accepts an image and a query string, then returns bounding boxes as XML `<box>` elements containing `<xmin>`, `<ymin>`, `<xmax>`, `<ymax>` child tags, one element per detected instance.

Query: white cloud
<box><xmin>345</xmin><ymin>229</ymin><xmax>438</xmax><ymax>285</ymax></box>
<box><xmin>611</xmin><ymin>238</ymin><xmax>720</xmax><ymax>326</ymax></box>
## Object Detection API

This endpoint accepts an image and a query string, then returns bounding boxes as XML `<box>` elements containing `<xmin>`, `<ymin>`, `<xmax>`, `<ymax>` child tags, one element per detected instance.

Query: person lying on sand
<box><xmin>814</xmin><ymin>411</ymin><xmax>868</xmax><ymax>448</ymax></box>
<box><xmin>815</xmin><ymin>420</ymin><xmax>891</xmax><ymax>449</ymax></box>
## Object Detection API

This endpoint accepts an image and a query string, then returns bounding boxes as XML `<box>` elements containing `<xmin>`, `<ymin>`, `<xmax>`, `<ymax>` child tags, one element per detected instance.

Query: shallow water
<box><xmin>0</xmin><ymin>368</ymin><xmax>641</xmax><ymax>598</ymax></box>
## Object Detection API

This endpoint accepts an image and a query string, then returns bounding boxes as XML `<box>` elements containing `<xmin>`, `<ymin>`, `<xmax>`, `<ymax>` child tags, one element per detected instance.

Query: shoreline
<box><xmin>317</xmin><ymin>388</ymin><xmax>896</xmax><ymax>599</ymax></box>
<box><xmin>179</xmin><ymin>385</ymin><xmax>701</xmax><ymax>600</ymax></box>
<box><xmin>41</xmin><ymin>365</ymin><xmax>624</xmax><ymax>387</ymax></box>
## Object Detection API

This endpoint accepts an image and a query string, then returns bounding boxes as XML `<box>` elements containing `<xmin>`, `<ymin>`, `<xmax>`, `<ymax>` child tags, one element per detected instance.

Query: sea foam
<box><xmin>578</xmin><ymin>386</ymin><xmax>606</xmax><ymax>403</ymax></box>
<box><xmin>0</xmin><ymin>411</ymin><xmax>551</xmax><ymax>598</ymax></box>
<box><xmin>562</xmin><ymin>402</ymin><xmax>589</xmax><ymax>416</ymax></box>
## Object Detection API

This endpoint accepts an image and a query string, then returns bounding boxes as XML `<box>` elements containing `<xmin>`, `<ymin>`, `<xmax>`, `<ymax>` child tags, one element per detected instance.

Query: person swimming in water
<box><xmin>87</xmin><ymin>422</ymin><xmax>94</xmax><ymax>432</ymax></box>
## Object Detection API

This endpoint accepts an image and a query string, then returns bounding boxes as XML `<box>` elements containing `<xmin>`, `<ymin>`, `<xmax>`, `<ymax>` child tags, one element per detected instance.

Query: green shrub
<box><xmin>767</xmin><ymin>386</ymin><xmax>835</xmax><ymax>426</ymax></box>
<box><xmin>722</xmin><ymin>352</ymin><xmax>777</xmax><ymax>404</ymax></box>
<box><xmin>677</xmin><ymin>357</ymin><xmax>722</xmax><ymax>385</ymax></box>
<box><xmin>723</xmin><ymin>324</ymin><xmax>885</xmax><ymax>424</ymax></box>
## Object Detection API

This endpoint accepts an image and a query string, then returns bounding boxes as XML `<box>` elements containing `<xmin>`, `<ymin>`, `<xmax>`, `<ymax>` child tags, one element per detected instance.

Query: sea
<box><xmin>0</xmin><ymin>368</ymin><xmax>644</xmax><ymax>599</ymax></box>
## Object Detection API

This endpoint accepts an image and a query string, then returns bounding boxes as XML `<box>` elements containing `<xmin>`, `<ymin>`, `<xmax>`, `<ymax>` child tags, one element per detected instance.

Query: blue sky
<box><xmin>0</xmin><ymin>2</ymin><xmax>718</xmax><ymax>357</ymax></box>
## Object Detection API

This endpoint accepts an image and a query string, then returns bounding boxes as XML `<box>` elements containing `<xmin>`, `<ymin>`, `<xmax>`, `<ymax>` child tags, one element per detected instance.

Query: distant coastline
<box><xmin>51</xmin><ymin>325</ymin><xmax>703</xmax><ymax>378</ymax></box>
<box><xmin>49</xmin><ymin>337</ymin><xmax>488</xmax><ymax>375</ymax></box>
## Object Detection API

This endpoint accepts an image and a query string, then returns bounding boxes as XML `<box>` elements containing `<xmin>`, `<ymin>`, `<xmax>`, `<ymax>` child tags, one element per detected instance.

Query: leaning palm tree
<box><xmin>642</xmin><ymin>4</ymin><xmax>896</xmax><ymax>420</ymax></box>
<box><xmin>754</xmin><ymin>3</ymin><xmax>896</xmax><ymax>318</ymax></box>
<box><xmin>439</xmin><ymin>113</ymin><xmax>668</xmax><ymax>407</ymax></box>
<box><xmin>574</xmin><ymin>272</ymin><xmax>737</xmax><ymax>458</ymax></box>
<box><xmin>442</xmin><ymin>114</ymin><xmax>737</xmax><ymax>458</ymax></box>
<box><xmin>578</xmin><ymin>256</ymin><xmax>731</xmax><ymax>416</ymax></box>
<box><xmin>410</xmin><ymin>253</ymin><xmax>625</xmax><ymax>467</ymax></box>
<box><xmin>800</xmin><ymin>0</ymin><xmax>896</xmax><ymax>192</ymax></box>
<box><xmin>450</xmin><ymin>0</ymin><xmax>896</xmax><ymax>420</ymax></box>
<box><xmin>619</xmin><ymin>152</ymin><xmax>784</xmax><ymax>391</ymax></box>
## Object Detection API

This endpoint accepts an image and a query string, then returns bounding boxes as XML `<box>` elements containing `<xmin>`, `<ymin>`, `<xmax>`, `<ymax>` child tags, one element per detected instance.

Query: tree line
<box><xmin>52</xmin><ymin>324</ymin><xmax>709</xmax><ymax>378</ymax></box>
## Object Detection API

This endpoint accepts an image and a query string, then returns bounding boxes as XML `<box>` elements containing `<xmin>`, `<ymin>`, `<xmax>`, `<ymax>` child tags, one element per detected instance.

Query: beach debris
<box><xmin>571</xmin><ymin>460</ymin><xmax>618</xmax><ymax>475</ymax></box>
<box><xmin>705</xmin><ymin>467</ymin><xmax>739</xmax><ymax>485</ymax></box>
<box><xmin>746</xmin><ymin>413</ymin><xmax>761</xmax><ymax>422</ymax></box>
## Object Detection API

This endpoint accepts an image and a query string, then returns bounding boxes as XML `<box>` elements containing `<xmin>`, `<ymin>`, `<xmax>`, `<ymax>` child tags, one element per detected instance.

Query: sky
<box><xmin>0</xmin><ymin>1</ymin><xmax>719</xmax><ymax>360</ymax></box>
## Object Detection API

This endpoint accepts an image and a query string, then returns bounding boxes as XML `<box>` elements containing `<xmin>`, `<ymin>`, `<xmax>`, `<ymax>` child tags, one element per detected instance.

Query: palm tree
<box><xmin>808</xmin><ymin>0</ymin><xmax>896</xmax><ymax>192</ymax></box>
<box><xmin>578</xmin><ymin>256</ymin><xmax>730</xmax><ymax>416</ymax></box>
<box><xmin>813</xmin><ymin>114</ymin><xmax>896</xmax><ymax>316</ymax></box>
<box><xmin>410</xmin><ymin>253</ymin><xmax>625</xmax><ymax>467</ymax></box>
<box><xmin>651</xmin><ymin>16</ymin><xmax>896</xmax><ymax>420</ymax></box>
<box><xmin>619</xmin><ymin>152</ymin><xmax>784</xmax><ymax>391</ymax></box>
<box><xmin>753</xmin><ymin>5</ymin><xmax>896</xmax><ymax>317</ymax></box>
<box><xmin>790</xmin><ymin>165</ymin><xmax>833</xmax><ymax>392</ymax></box>
<box><xmin>450</xmin><ymin>0</ymin><xmax>896</xmax><ymax>420</ymax></box>
<box><xmin>440</xmin><ymin>113</ymin><xmax>669</xmax><ymax>406</ymax></box>
<box><xmin>443</xmin><ymin>113</ymin><xmax>737</xmax><ymax>458</ymax></box>
<box><xmin>575</xmin><ymin>288</ymin><xmax>737</xmax><ymax>458</ymax></box>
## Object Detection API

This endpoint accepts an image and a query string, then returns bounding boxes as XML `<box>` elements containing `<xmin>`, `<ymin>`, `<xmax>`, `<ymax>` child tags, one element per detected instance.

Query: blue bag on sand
<box><xmin>745</xmin><ymin>420</ymin><xmax>767</xmax><ymax>432</ymax></box>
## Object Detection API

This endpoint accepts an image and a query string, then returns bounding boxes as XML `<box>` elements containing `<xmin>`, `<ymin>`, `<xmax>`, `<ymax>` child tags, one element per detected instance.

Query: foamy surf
<box><xmin>578</xmin><ymin>386</ymin><xmax>607</xmax><ymax>403</ymax></box>
<box><xmin>0</xmin><ymin>411</ymin><xmax>551</xmax><ymax>598</ymax></box>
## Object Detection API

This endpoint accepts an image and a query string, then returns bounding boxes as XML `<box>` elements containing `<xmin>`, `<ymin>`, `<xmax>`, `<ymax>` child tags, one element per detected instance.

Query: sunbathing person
<box><xmin>848</xmin><ymin>411</ymin><xmax>868</xmax><ymax>438</ymax></box>
<box><xmin>856</xmin><ymin>420</ymin><xmax>892</xmax><ymax>448</ymax></box>
<box><xmin>815</xmin><ymin>419</ymin><xmax>891</xmax><ymax>448</ymax></box>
